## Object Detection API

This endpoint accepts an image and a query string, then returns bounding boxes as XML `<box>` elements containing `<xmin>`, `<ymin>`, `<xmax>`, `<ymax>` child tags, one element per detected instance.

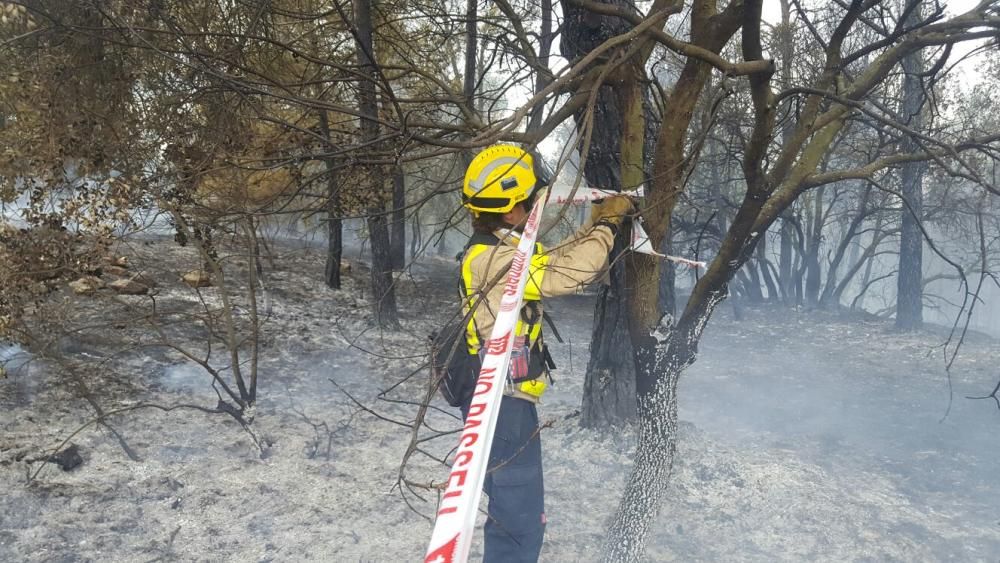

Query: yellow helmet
<box><xmin>462</xmin><ymin>145</ymin><xmax>550</xmax><ymax>214</ymax></box>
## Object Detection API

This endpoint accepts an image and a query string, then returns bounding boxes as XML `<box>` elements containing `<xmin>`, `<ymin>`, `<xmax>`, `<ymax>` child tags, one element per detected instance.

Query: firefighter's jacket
<box><xmin>460</xmin><ymin>218</ymin><xmax>615</xmax><ymax>402</ymax></box>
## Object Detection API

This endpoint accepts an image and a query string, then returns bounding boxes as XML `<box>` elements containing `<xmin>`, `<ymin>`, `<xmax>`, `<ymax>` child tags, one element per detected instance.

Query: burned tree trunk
<box><xmin>592</xmin><ymin>0</ymin><xmax>991</xmax><ymax>557</ymax></box>
<box><xmin>367</xmin><ymin>201</ymin><xmax>400</xmax><ymax>328</ymax></box>
<box><xmin>779</xmin><ymin>214</ymin><xmax>796</xmax><ymax>302</ymax></box>
<box><xmin>325</xmin><ymin>180</ymin><xmax>343</xmax><ymax>290</ymax></box>
<box><xmin>606</xmin><ymin>1</ymin><xmax>761</xmax><ymax>558</ymax></box>
<box><xmin>605</xmin><ymin>304</ymin><xmax>721</xmax><ymax>561</ymax></box>
<box><xmin>582</xmin><ymin>235</ymin><xmax>637</xmax><ymax>427</ymax></box>
<box><xmin>354</xmin><ymin>0</ymin><xmax>400</xmax><ymax>329</ymax></box>
<box><xmin>804</xmin><ymin>187</ymin><xmax>824</xmax><ymax>306</ymax></box>
<box><xmin>318</xmin><ymin>110</ymin><xmax>343</xmax><ymax>290</ymax></box>
<box><xmin>390</xmin><ymin>165</ymin><xmax>405</xmax><ymax>271</ymax></box>
<box><xmin>777</xmin><ymin>0</ymin><xmax>797</xmax><ymax>305</ymax></box>
<box><xmin>756</xmin><ymin>236</ymin><xmax>779</xmax><ymax>300</ymax></box>
<box><xmin>561</xmin><ymin>0</ymin><xmax>638</xmax><ymax>428</ymax></box>
<box><xmin>895</xmin><ymin>4</ymin><xmax>925</xmax><ymax>331</ymax></box>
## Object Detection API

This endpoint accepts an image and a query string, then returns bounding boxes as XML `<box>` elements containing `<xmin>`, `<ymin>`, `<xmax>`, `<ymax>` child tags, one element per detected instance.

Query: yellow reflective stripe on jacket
<box><xmin>462</xmin><ymin>242</ymin><xmax>546</xmax><ymax>350</ymax></box>
<box><xmin>524</xmin><ymin>251</ymin><xmax>548</xmax><ymax>301</ymax></box>
<box><xmin>522</xmin><ymin>246</ymin><xmax>546</xmax><ymax>341</ymax></box>
<box><xmin>461</xmin><ymin>245</ymin><xmax>491</xmax><ymax>354</ymax></box>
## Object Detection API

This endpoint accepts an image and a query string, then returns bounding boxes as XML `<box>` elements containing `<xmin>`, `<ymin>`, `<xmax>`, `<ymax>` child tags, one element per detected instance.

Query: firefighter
<box><xmin>458</xmin><ymin>144</ymin><xmax>632</xmax><ymax>561</ymax></box>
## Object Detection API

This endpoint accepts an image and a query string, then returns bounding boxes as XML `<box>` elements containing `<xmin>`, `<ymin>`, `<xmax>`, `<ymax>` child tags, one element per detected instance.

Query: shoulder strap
<box><xmin>542</xmin><ymin>311</ymin><xmax>563</xmax><ymax>343</ymax></box>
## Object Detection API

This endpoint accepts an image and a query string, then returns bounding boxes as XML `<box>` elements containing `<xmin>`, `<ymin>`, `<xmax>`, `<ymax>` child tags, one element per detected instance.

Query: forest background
<box><xmin>2</xmin><ymin>0</ymin><xmax>1000</xmax><ymax>560</ymax></box>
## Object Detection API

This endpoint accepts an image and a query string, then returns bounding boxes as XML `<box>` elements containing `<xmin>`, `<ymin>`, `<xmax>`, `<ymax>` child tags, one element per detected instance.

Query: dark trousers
<box><xmin>462</xmin><ymin>395</ymin><xmax>545</xmax><ymax>562</ymax></box>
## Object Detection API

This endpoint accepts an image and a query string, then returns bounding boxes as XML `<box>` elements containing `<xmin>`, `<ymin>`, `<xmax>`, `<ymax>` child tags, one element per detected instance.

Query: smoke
<box><xmin>679</xmin><ymin>309</ymin><xmax>1000</xmax><ymax>531</ymax></box>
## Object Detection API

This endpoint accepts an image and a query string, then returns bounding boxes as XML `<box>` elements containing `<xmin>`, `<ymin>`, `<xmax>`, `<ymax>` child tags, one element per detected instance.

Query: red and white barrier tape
<box><xmin>424</xmin><ymin>188</ymin><xmax>549</xmax><ymax>563</ymax></box>
<box><xmin>631</xmin><ymin>220</ymin><xmax>707</xmax><ymax>269</ymax></box>
<box><xmin>551</xmin><ymin>184</ymin><xmax>705</xmax><ymax>269</ymax></box>
<box><xmin>550</xmin><ymin>185</ymin><xmax>644</xmax><ymax>205</ymax></box>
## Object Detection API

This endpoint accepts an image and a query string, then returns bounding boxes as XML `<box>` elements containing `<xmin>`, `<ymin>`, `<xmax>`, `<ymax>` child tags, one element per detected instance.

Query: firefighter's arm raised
<box><xmin>525</xmin><ymin>196</ymin><xmax>633</xmax><ymax>298</ymax></box>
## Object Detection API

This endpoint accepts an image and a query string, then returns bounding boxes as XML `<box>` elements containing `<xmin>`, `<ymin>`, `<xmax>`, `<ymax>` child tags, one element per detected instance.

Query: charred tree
<box><xmin>367</xmin><ymin>202</ymin><xmax>400</xmax><ymax>328</ymax></box>
<box><xmin>779</xmin><ymin>213</ymin><xmax>796</xmax><ymax>302</ymax></box>
<box><xmin>820</xmin><ymin>183</ymin><xmax>872</xmax><ymax>307</ymax></box>
<box><xmin>390</xmin><ymin>165</ymin><xmax>405</xmax><ymax>270</ymax></box>
<box><xmin>463</xmin><ymin>0</ymin><xmax>477</xmax><ymax>112</ymax></box>
<box><xmin>561</xmin><ymin>0</ymin><xmax>638</xmax><ymax>428</ymax></box>
<box><xmin>354</xmin><ymin>0</ymin><xmax>400</xmax><ymax>328</ymax></box>
<box><xmin>527</xmin><ymin>0</ymin><xmax>554</xmax><ymax>132</ymax></box>
<box><xmin>547</xmin><ymin>0</ymin><xmax>994</xmax><ymax>558</ymax></box>
<box><xmin>776</xmin><ymin>0</ymin><xmax>797</xmax><ymax>305</ymax></box>
<box><xmin>604</xmin><ymin>2</ymin><xmax>750</xmax><ymax>557</ymax></box>
<box><xmin>756</xmin><ymin>236</ymin><xmax>779</xmax><ymax>300</ymax></box>
<box><xmin>804</xmin><ymin>187</ymin><xmax>825</xmax><ymax>305</ymax></box>
<box><xmin>319</xmin><ymin>110</ymin><xmax>343</xmax><ymax>290</ymax></box>
<box><xmin>895</xmin><ymin>2</ymin><xmax>926</xmax><ymax>331</ymax></box>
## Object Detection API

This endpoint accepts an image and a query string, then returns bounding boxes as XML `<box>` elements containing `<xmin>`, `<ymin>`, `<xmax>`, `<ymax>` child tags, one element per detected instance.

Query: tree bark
<box><xmin>463</xmin><ymin>0</ymin><xmax>477</xmax><ymax>111</ymax></box>
<box><xmin>658</xmin><ymin>231</ymin><xmax>676</xmax><ymax>316</ymax></box>
<box><xmin>354</xmin><ymin>0</ymin><xmax>400</xmax><ymax>328</ymax></box>
<box><xmin>776</xmin><ymin>0</ymin><xmax>796</xmax><ymax>305</ymax></box>
<box><xmin>561</xmin><ymin>0</ymin><xmax>639</xmax><ymax>428</ymax></box>
<box><xmin>895</xmin><ymin>2</ymin><xmax>925</xmax><ymax>330</ymax></box>
<box><xmin>368</xmin><ymin>205</ymin><xmax>400</xmax><ymax>328</ymax></box>
<box><xmin>409</xmin><ymin>210</ymin><xmax>421</xmax><ymax>259</ymax></box>
<box><xmin>603</xmin><ymin>333</ymin><xmax>682</xmax><ymax>562</ymax></box>
<box><xmin>648</xmin><ymin>86</ymin><xmax>674</xmax><ymax>317</ymax></box>
<box><xmin>527</xmin><ymin>0</ymin><xmax>553</xmax><ymax>132</ymax></box>
<box><xmin>604</xmin><ymin>1</ymin><xmax>751</xmax><ymax>558</ymax></box>
<box><xmin>756</xmin><ymin>236</ymin><xmax>779</xmax><ymax>300</ymax></box>
<box><xmin>779</xmin><ymin>214</ymin><xmax>795</xmax><ymax>302</ymax></box>
<box><xmin>578</xmin><ymin>132</ymin><xmax>639</xmax><ymax>426</ymax></box>
<box><xmin>390</xmin><ymin>165</ymin><xmax>405</xmax><ymax>270</ymax></box>
<box><xmin>582</xmin><ymin>235</ymin><xmax>638</xmax><ymax>427</ymax></box>
<box><xmin>804</xmin><ymin>187</ymin><xmax>824</xmax><ymax>305</ymax></box>
<box><xmin>319</xmin><ymin>110</ymin><xmax>342</xmax><ymax>290</ymax></box>
<box><xmin>325</xmin><ymin>186</ymin><xmax>343</xmax><ymax>290</ymax></box>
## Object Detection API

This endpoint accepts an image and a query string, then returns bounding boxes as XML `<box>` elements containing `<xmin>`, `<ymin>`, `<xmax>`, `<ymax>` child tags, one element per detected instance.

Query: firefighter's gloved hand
<box><xmin>590</xmin><ymin>195</ymin><xmax>634</xmax><ymax>226</ymax></box>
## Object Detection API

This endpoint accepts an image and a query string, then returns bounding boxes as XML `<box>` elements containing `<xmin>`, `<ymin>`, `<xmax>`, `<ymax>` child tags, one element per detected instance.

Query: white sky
<box><xmin>762</xmin><ymin>0</ymin><xmax>982</xmax><ymax>22</ymax></box>
<box><xmin>760</xmin><ymin>0</ymin><xmax>991</xmax><ymax>87</ymax></box>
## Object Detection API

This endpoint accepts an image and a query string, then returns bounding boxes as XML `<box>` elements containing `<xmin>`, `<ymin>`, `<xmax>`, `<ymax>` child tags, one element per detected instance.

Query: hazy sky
<box><xmin>762</xmin><ymin>0</ymin><xmax>982</xmax><ymax>21</ymax></box>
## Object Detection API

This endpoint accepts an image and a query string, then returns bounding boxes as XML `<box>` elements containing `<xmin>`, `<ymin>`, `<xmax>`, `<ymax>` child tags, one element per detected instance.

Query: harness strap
<box><xmin>542</xmin><ymin>311</ymin><xmax>563</xmax><ymax>343</ymax></box>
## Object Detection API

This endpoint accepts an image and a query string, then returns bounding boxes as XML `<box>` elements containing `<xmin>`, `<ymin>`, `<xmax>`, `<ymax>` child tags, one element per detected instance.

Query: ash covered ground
<box><xmin>2</xmin><ymin>236</ymin><xmax>999</xmax><ymax>562</ymax></box>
